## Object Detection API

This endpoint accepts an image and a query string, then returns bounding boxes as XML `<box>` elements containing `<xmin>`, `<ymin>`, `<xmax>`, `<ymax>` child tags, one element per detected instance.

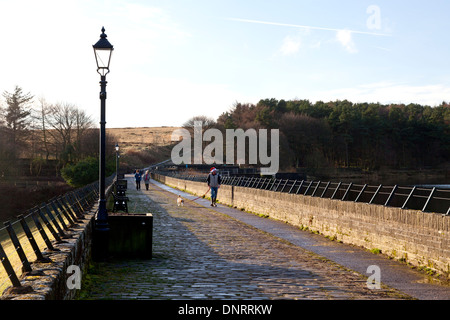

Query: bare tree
<box><xmin>45</xmin><ymin>102</ymin><xmax>93</xmax><ymax>165</ymax></box>
<box><xmin>182</xmin><ymin>115</ymin><xmax>217</xmax><ymax>163</ymax></box>
<box><xmin>183</xmin><ymin>115</ymin><xmax>216</xmax><ymax>132</ymax></box>
<box><xmin>73</xmin><ymin>108</ymin><xmax>94</xmax><ymax>161</ymax></box>
<box><xmin>34</xmin><ymin>97</ymin><xmax>53</xmax><ymax>161</ymax></box>
<box><xmin>46</xmin><ymin>102</ymin><xmax>76</xmax><ymax>164</ymax></box>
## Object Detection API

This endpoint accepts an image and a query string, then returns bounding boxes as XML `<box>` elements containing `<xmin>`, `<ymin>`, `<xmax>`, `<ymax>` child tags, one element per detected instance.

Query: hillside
<box><xmin>107</xmin><ymin>126</ymin><xmax>181</xmax><ymax>152</ymax></box>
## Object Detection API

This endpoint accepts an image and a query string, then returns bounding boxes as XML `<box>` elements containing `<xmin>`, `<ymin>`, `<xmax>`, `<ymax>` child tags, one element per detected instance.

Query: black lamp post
<box><xmin>115</xmin><ymin>143</ymin><xmax>120</xmax><ymax>179</ymax></box>
<box><xmin>93</xmin><ymin>27</ymin><xmax>114</xmax><ymax>235</ymax></box>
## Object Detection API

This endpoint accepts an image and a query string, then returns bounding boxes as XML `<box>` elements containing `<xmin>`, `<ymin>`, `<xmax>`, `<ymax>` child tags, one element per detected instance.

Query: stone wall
<box><xmin>1</xmin><ymin>207</ymin><xmax>96</xmax><ymax>300</ymax></box>
<box><xmin>154</xmin><ymin>174</ymin><xmax>450</xmax><ymax>276</ymax></box>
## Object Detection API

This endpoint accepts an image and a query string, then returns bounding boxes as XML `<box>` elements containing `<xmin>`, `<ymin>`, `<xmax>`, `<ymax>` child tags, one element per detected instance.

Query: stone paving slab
<box><xmin>80</xmin><ymin>176</ymin><xmax>418</xmax><ymax>301</ymax></box>
<box><xmin>154</xmin><ymin>179</ymin><xmax>450</xmax><ymax>300</ymax></box>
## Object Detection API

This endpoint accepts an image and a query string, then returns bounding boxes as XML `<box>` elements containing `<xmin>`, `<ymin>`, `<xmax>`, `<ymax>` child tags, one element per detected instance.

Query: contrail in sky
<box><xmin>227</xmin><ymin>18</ymin><xmax>392</xmax><ymax>37</ymax></box>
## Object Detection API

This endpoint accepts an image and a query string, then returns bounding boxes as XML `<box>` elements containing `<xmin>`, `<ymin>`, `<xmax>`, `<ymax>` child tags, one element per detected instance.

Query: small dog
<box><xmin>177</xmin><ymin>195</ymin><xmax>184</xmax><ymax>206</ymax></box>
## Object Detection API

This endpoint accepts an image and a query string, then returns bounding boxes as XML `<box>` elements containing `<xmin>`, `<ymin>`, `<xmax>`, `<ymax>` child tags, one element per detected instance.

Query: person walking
<box><xmin>134</xmin><ymin>169</ymin><xmax>142</xmax><ymax>190</ymax></box>
<box><xmin>143</xmin><ymin>170</ymin><xmax>151</xmax><ymax>190</ymax></box>
<box><xmin>206</xmin><ymin>167</ymin><xmax>221</xmax><ymax>207</ymax></box>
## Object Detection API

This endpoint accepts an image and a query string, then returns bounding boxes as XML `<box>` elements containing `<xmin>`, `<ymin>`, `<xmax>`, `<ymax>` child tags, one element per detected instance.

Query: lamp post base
<box><xmin>93</xmin><ymin>199</ymin><xmax>109</xmax><ymax>261</ymax></box>
<box><xmin>95</xmin><ymin>199</ymin><xmax>109</xmax><ymax>231</ymax></box>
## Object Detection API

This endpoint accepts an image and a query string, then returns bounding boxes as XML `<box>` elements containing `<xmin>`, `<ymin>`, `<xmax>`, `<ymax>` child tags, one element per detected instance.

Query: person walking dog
<box><xmin>206</xmin><ymin>167</ymin><xmax>221</xmax><ymax>207</ymax></box>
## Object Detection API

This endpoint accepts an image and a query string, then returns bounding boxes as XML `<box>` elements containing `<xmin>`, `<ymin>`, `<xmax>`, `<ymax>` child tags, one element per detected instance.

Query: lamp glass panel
<box><xmin>94</xmin><ymin>48</ymin><xmax>112</xmax><ymax>71</ymax></box>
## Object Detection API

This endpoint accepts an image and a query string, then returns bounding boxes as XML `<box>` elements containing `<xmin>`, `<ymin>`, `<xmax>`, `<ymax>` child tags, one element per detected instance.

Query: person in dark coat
<box><xmin>134</xmin><ymin>169</ymin><xmax>142</xmax><ymax>190</ymax></box>
<box><xmin>206</xmin><ymin>167</ymin><xmax>221</xmax><ymax>207</ymax></box>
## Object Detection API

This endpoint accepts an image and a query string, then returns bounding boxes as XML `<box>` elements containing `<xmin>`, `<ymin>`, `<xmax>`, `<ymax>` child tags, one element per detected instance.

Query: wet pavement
<box><xmin>80</xmin><ymin>175</ymin><xmax>450</xmax><ymax>300</ymax></box>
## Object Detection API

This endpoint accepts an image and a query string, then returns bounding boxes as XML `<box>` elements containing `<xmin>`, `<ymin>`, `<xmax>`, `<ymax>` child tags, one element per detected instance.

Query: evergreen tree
<box><xmin>2</xmin><ymin>86</ymin><xmax>33</xmax><ymax>158</ymax></box>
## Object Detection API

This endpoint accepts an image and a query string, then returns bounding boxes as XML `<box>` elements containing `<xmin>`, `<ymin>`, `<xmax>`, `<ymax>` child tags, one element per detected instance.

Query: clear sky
<box><xmin>1</xmin><ymin>0</ymin><xmax>450</xmax><ymax>128</ymax></box>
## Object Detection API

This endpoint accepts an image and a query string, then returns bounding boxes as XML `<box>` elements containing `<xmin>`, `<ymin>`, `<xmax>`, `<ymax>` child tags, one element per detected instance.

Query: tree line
<box><xmin>198</xmin><ymin>98</ymin><xmax>450</xmax><ymax>172</ymax></box>
<box><xmin>0</xmin><ymin>85</ymin><xmax>116</xmax><ymax>185</ymax></box>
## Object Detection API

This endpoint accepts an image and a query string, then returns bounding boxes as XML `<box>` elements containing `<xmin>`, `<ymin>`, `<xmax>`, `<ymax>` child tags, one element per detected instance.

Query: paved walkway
<box><xmin>80</xmin><ymin>176</ymin><xmax>450</xmax><ymax>300</ymax></box>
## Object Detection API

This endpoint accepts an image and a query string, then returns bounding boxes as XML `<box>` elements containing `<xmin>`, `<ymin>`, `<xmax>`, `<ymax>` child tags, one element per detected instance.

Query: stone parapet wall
<box><xmin>1</xmin><ymin>209</ymin><xmax>95</xmax><ymax>300</ymax></box>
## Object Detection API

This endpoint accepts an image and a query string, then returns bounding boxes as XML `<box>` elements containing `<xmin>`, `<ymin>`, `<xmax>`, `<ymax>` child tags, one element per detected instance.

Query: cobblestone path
<box><xmin>80</xmin><ymin>178</ymin><xmax>411</xmax><ymax>300</ymax></box>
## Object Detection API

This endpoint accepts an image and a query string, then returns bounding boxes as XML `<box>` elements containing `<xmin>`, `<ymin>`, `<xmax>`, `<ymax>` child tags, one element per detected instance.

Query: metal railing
<box><xmin>157</xmin><ymin>172</ymin><xmax>450</xmax><ymax>215</ymax></box>
<box><xmin>0</xmin><ymin>176</ymin><xmax>114</xmax><ymax>294</ymax></box>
